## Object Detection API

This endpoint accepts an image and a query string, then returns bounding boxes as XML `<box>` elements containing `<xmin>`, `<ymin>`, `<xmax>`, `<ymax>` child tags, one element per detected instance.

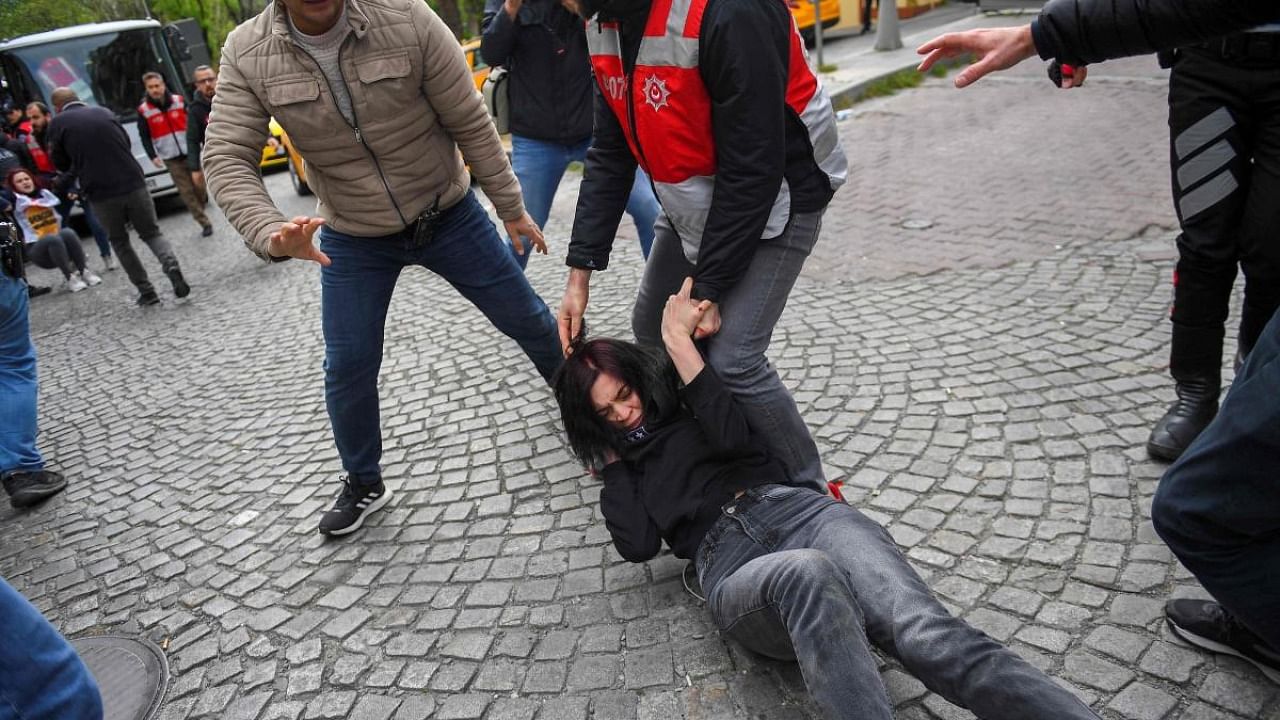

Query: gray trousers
<box><xmin>91</xmin><ymin>187</ymin><xmax>181</xmax><ymax>297</ymax></box>
<box><xmin>26</xmin><ymin>229</ymin><xmax>87</xmax><ymax>279</ymax></box>
<box><xmin>632</xmin><ymin>210</ymin><xmax>826</xmax><ymax>491</ymax></box>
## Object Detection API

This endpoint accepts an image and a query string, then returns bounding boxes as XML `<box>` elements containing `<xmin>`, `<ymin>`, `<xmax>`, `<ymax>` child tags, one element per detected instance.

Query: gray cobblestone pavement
<box><xmin>7</xmin><ymin>52</ymin><xmax>1277</xmax><ymax>720</ymax></box>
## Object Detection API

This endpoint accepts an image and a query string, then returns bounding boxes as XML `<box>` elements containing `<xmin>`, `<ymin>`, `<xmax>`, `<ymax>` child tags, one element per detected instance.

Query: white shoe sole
<box><xmin>1169</xmin><ymin>620</ymin><xmax>1280</xmax><ymax>685</ymax></box>
<box><xmin>320</xmin><ymin>487</ymin><xmax>393</xmax><ymax>536</ymax></box>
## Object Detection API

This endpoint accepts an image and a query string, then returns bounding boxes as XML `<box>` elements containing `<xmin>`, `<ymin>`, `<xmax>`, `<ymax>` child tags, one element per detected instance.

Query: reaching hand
<box><xmin>558</xmin><ymin>269</ymin><xmax>591</xmax><ymax>355</ymax></box>
<box><xmin>191</xmin><ymin>170</ymin><xmax>205</xmax><ymax>191</ymax></box>
<box><xmin>504</xmin><ymin>212</ymin><xmax>546</xmax><ymax>258</ymax></box>
<box><xmin>916</xmin><ymin>25</ymin><xmax>1038</xmax><ymax>89</ymax></box>
<box><xmin>151</xmin><ymin>157</ymin><xmax>164</xmax><ymax>169</ymax></box>
<box><xmin>267</xmin><ymin>216</ymin><xmax>331</xmax><ymax>265</ymax></box>
<box><xmin>662</xmin><ymin>277</ymin><xmax>712</xmax><ymax>344</ymax></box>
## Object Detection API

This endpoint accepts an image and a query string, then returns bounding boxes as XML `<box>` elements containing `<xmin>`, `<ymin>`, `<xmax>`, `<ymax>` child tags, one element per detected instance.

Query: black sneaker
<box><xmin>136</xmin><ymin>291</ymin><xmax>161</xmax><ymax>306</ymax></box>
<box><xmin>2</xmin><ymin>469</ymin><xmax>68</xmax><ymax>508</ymax></box>
<box><xmin>200</xmin><ymin>225</ymin><xmax>213</xmax><ymax>238</ymax></box>
<box><xmin>317</xmin><ymin>476</ymin><xmax>392</xmax><ymax>536</ymax></box>
<box><xmin>168</xmin><ymin>268</ymin><xmax>190</xmax><ymax>299</ymax></box>
<box><xmin>1166</xmin><ymin>599</ymin><xmax>1280</xmax><ymax>684</ymax></box>
<box><xmin>27</xmin><ymin>284</ymin><xmax>52</xmax><ymax>298</ymax></box>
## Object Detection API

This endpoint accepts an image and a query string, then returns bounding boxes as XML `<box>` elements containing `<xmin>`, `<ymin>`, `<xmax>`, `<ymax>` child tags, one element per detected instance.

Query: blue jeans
<box><xmin>0</xmin><ymin>274</ymin><xmax>42</xmax><ymax>477</ymax></box>
<box><xmin>319</xmin><ymin>191</ymin><xmax>563</xmax><ymax>482</ymax></box>
<box><xmin>1153</xmin><ymin>307</ymin><xmax>1280</xmax><ymax>650</ymax></box>
<box><xmin>509</xmin><ymin>134</ymin><xmax>659</xmax><ymax>268</ymax></box>
<box><xmin>633</xmin><ymin>211</ymin><xmax>827</xmax><ymax>492</ymax></box>
<box><xmin>0</xmin><ymin>577</ymin><xmax>103</xmax><ymax>720</ymax></box>
<box><xmin>696</xmin><ymin>486</ymin><xmax>1101</xmax><ymax>720</ymax></box>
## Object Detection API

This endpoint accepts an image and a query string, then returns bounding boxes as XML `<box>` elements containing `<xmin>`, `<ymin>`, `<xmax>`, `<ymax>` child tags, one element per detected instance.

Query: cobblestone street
<box><xmin>7</xmin><ymin>52</ymin><xmax>1277</xmax><ymax>720</ymax></box>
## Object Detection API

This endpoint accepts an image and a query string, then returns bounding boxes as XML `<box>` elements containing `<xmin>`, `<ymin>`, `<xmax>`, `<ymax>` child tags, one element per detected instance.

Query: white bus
<box><xmin>0</xmin><ymin>19</ymin><xmax>193</xmax><ymax>198</ymax></box>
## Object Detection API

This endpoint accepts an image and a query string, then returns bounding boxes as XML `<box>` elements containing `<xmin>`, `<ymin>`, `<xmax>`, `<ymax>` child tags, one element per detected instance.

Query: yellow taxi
<box><xmin>791</xmin><ymin>0</ymin><xmax>841</xmax><ymax>43</ymax></box>
<box><xmin>260</xmin><ymin>117</ymin><xmax>289</xmax><ymax>171</ymax></box>
<box><xmin>279</xmin><ymin>39</ymin><xmax>495</xmax><ymax>196</ymax></box>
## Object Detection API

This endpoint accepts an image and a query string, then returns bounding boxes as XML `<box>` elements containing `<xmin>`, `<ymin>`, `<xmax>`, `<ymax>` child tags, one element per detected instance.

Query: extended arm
<box><xmin>917</xmin><ymin>0</ymin><xmax>1280</xmax><ymax>88</ymax></box>
<box><xmin>599</xmin><ymin>463</ymin><xmax>663</xmax><ymax>562</ymax></box>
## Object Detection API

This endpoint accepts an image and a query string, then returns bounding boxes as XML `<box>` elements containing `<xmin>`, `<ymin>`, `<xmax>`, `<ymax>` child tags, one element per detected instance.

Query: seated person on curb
<box><xmin>6</xmin><ymin>169</ymin><xmax>100</xmax><ymax>292</ymax></box>
<box><xmin>551</xmin><ymin>278</ymin><xmax>1102</xmax><ymax>720</ymax></box>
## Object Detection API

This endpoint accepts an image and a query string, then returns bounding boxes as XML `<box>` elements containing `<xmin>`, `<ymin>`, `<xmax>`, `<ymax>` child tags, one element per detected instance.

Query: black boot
<box><xmin>1148</xmin><ymin>323</ymin><xmax>1222</xmax><ymax>462</ymax></box>
<box><xmin>1146</xmin><ymin>376</ymin><xmax>1219</xmax><ymax>461</ymax></box>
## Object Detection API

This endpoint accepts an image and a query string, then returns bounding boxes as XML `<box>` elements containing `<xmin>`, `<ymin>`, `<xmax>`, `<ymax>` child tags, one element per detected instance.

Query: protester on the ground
<box><xmin>0</xmin><ymin>220</ymin><xmax>71</xmax><ymax>508</ymax></box>
<box><xmin>480</xmin><ymin>0</ymin><xmax>660</xmax><ymax>268</ymax></box>
<box><xmin>552</xmin><ymin>278</ymin><xmax>1103</xmax><ymax>720</ymax></box>
<box><xmin>558</xmin><ymin>0</ymin><xmax>848</xmax><ymax>496</ymax></box>
<box><xmin>186</xmin><ymin>65</ymin><xmax>217</xmax><ymax>196</ymax></box>
<box><xmin>0</xmin><ymin>578</ymin><xmax>103</xmax><ymax>718</ymax></box>
<box><xmin>917</xmin><ymin>0</ymin><xmax>1280</xmax><ymax>683</ymax></box>
<box><xmin>203</xmin><ymin>0</ymin><xmax>563</xmax><ymax>537</ymax></box>
<box><xmin>23</xmin><ymin>101</ymin><xmax>113</xmax><ymax>270</ymax></box>
<box><xmin>49</xmin><ymin>87</ymin><xmax>190</xmax><ymax>306</ymax></box>
<box><xmin>6</xmin><ymin>169</ymin><xmax>101</xmax><ymax>293</ymax></box>
<box><xmin>137</xmin><ymin>72</ymin><xmax>212</xmax><ymax>237</ymax></box>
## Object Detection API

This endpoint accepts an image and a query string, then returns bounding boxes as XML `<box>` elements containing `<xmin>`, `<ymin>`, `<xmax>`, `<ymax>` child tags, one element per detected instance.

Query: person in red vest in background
<box><xmin>137</xmin><ymin>72</ymin><xmax>212</xmax><ymax>237</ymax></box>
<box><xmin>557</xmin><ymin>0</ymin><xmax>848</xmax><ymax>496</ymax></box>
<box><xmin>22</xmin><ymin>102</ymin><xmax>114</xmax><ymax>271</ymax></box>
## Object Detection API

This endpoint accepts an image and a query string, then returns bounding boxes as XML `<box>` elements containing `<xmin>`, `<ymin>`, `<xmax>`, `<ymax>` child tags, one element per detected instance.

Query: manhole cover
<box><xmin>900</xmin><ymin>218</ymin><xmax>935</xmax><ymax>230</ymax></box>
<box><xmin>72</xmin><ymin>636</ymin><xmax>169</xmax><ymax>720</ymax></box>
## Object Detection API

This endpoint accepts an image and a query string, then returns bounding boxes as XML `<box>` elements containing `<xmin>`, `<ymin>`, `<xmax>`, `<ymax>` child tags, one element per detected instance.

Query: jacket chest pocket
<box><xmin>264</xmin><ymin>76</ymin><xmax>323</xmax><ymax>140</ymax></box>
<box><xmin>354</xmin><ymin>51</ymin><xmax>414</xmax><ymax>110</ymax></box>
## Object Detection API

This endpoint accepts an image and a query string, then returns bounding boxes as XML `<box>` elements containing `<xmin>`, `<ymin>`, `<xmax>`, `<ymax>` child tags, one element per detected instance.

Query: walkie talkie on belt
<box><xmin>0</xmin><ymin>218</ymin><xmax>25</xmax><ymax>281</ymax></box>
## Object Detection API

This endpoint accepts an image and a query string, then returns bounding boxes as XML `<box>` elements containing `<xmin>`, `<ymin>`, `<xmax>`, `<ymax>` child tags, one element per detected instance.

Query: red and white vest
<box><xmin>21</xmin><ymin>132</ymin><xmax>54</xmax><ymax>175</ymax></box>
<box><xmin>138</xmin><ymin>94</ymin><xmax>189</xmax><ymax>160</ymax></box>
<box><xmin>586</xmin><ymin>0</ymin><xmax>847</xmax><ymax>261</ymax></box>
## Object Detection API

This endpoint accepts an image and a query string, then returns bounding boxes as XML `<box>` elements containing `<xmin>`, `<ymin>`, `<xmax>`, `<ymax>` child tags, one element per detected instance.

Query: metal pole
<box><xmin>874</xmin><ymin>0</ymin><xmax>903</xmax><ymax>51</ymax></box>
<box><xmin>812</xmin><ymin>0</ymin><xmax>824</xmax><ymax>69</ymax></box>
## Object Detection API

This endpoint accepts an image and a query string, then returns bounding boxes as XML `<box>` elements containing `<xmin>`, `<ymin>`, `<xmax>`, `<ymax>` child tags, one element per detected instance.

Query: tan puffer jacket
<box><xmin>204</xmin><ymin>0</ymin><xmax>522</xmax><ymax>259</ymax></box>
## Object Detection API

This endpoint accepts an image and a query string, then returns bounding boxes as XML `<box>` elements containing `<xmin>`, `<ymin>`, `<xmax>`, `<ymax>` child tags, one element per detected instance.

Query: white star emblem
<box><xmin>642</xmin><ymin>74</ymin><xmax>670</xmax><ymax>112</ymax></box>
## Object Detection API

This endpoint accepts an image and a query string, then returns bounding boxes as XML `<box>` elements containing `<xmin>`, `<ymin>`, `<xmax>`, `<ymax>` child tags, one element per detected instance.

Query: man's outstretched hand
<box><xmin>268</xmin><ymin>216</ymin><xmax>330</xmax><ymax>265</ymax></box>
<box><xmin>505</xmin><ymin>212</ymin><xmax>547</xmax><ymax>258</ymax></box>
<box><xmin>917</xmin><ymin>25</ymin><xmax>1038</xmax><ymax>88</ymax></box>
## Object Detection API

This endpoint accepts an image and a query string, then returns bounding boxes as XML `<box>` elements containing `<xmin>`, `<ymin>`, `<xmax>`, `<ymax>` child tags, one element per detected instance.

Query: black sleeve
<box><xmin>49</xmin><ymin>125</ymin><xmax>69</xmax><ymax>172</ymax></box>
<box><xmin>691</xmin><ymin>0</ymin><xmax>790</xmax><ymax>303</ymax></box>
<box><xmin>566</xmin><ymin>82</ymin><xmax>638</xmax><ymax>271</ymax></box>
<box><xmin>598</xmin><ymin>462</ymin><xmax>662</xmax><ymax>562</ymax></box>
<box><xmin>1033</xmin><ymin>0</ymin><xmax>1280</xmax><ymax>66</ymax></box>
<box><xmin>187</xmin><ymin>108</ymin><xmax>205</xmax><ymax>171</ymax></box>
<box><xmin>679</xmin><ymin>365</ymin><xmax>755</xmax><ymax>450</ymax></box>
<box><xmin>138</xmin><ymin>112</ymin><xmax>156</xmax><ymax>160</ymax></box>
<box><xmin>480</xmin><ymin>0</ymin><xmax>519</xmax><ymax>67</ymax></box>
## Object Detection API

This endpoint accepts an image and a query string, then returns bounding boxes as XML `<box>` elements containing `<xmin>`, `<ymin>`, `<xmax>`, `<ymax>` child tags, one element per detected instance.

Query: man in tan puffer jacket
<box><xmin>204</xmin><ymin>0</ymin><xmax>564</xmax><ymax>537</ymax></box>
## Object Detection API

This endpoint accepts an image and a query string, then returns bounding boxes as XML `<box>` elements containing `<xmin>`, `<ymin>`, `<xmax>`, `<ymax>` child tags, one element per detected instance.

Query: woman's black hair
<box><xmin>552</xmin><ymin>337</ymin><xmax>681</xmax><ymax>469</ymax></box>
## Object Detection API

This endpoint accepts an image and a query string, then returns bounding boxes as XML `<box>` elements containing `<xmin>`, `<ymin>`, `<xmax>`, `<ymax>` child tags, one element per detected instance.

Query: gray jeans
<box><xmin>696</xmin><ymin>485</ymin><xmax>1101</xmax><ymax>720</ymax></box>
<box><xmin>632</xmin><ymin>211</ymin><xmax>825</xmax><ymax>491</ymax></box>
<box><xmin>26</xmin><ymin>229</ymin><xmax>86</xmax><ymax>279</ymax></box>
<box><xmin>91</xmin><ymin>187</ymin><xmax>181</xmax><ymax>296</ymax></box>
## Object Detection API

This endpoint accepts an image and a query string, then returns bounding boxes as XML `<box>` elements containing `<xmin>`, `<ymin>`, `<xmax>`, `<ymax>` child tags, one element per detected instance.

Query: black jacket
<box><xmin>567</xmin><ymin>0</ymin><xmax>836</xmax><ymax>303</ymax></box>
<box><xmin>49</xmin><ymin>103</ymin><xmax>145</xmax><ymax>201</ymax></box>
<box><xmin>187</xmin><ymin>94</ymin><xmax>213</xmax><ymax>171</ymax></box>
<box><xmin>480</xmin><ymin>0</ymin><xmax>594</xmax><ymax>143</ymax></box>
<box><xmin>600</xmin><ymin>366</ymin><xmax>792</xmax><ymax>562</ymax></box>
<box><xmin>1033</xmin><ymin>0</ymin><xmax>1280</xmax><ymax>65</ymax></box>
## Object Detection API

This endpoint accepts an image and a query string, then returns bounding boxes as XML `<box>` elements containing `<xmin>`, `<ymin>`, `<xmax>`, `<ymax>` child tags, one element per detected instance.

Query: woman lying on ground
<box><xmin>552</xmin><ymin>278</ymin><xmax>1100</xmax><ymax>720</ymax></box>
<box><xmin>6</xmin><ymin>168</ymin><xmax>100</xmax><ymax>293</ymax></box>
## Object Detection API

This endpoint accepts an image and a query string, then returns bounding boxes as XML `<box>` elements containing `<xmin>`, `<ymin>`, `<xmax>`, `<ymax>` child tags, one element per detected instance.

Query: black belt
<box><xmin>1193</xmin><ymin>32</ymin><xmax>1280</xmax><ymax>65</ymax></box>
